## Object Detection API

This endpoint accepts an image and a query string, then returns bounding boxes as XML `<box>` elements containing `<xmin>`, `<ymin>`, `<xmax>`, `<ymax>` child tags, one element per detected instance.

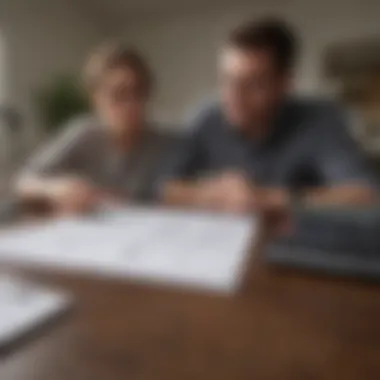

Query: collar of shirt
<box><xmin>222</xmin><ymin>98</ymin><xmax>294</xmax><ymax>151</ymax></box>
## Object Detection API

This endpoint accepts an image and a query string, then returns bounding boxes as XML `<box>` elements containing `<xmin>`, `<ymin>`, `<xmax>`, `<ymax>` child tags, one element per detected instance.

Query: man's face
<box><xmin>93</xmin><ymin>67</ymin><xmax>148</xmax><ymax>133</ymax></box>
<box><xmin>219</xmin><ymin>46</ymin><xmax>291</xmax><ymax>129</ymax></box>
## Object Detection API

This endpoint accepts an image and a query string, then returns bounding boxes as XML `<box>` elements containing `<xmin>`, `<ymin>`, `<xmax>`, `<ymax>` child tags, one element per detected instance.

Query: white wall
<box><xmin>0</xmin><ymin>0</ymin><xmax>105</xmax><ymax>152</ymax></box>
<box><xmin>119</xmin><ymin>0</ymin><xmax>380</xmax><ymax>126</ymax></box>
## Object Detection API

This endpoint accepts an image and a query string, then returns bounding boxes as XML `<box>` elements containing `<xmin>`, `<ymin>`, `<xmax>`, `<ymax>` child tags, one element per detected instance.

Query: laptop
<box><xmin>265</xmin><ymin>206</ymin><xmax>380</xmax><ymax>280</ymax></box>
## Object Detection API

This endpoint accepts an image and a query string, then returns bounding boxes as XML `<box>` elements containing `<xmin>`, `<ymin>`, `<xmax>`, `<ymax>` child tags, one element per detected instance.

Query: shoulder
<box><xmin>286</xmin><ymin>96</ymin><xmax>350</xmax><ymax>139</ymax></box>
<box><xmin>185</xmin><ymin>101</ymin><xmax>224</xmax><ymax>138</ymax></box>
<box><xmin>45</xmin><ymin>114</ymin><xmax>104</xmax><ymax>152</ymax></box>
<box><xmin>287</xmin><ymin>96</ymin><xmax>346</xmax><ymax>123</ymax></box>
<box><xmin>60</xmin><ymin>114</ymin><xmax>102</xmax><ymax>141</ymax></box>
<box><xmin>24</xmin><ymin>115</ymin><xmax>98</xmax><ymax>169</ymax></box>
<box><xmin>286</xmin><ymin>98</ymin><xmax>361</xmax><ymax>160</ymax></box>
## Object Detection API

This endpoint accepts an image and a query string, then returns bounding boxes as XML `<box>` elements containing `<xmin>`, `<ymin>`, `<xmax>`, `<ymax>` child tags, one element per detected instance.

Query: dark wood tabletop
<box><xmin>1</xmin><ymin>219</ymin><xmax>380</xmax><ymax>380</ymax></box>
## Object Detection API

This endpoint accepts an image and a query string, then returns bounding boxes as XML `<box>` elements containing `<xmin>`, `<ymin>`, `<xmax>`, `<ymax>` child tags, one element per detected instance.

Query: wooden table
<box><xmin>1</xmin><ymin>220</ymin><xmax>380</xmax><ymax>380</ymax></box>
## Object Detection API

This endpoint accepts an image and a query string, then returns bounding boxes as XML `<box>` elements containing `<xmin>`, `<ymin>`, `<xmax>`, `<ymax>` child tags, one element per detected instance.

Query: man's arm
<box><xmin>163</xmin><ymin>181</ymin><xmax>202</xmax><ymax>206</ymax></box>
<box><xmin>162</xmin><ymin>106</ymin><xmax>377</xmax><ymax>214</ymax></box>
<box><xmin>301</xmin><ymin>105</ymin><xmax>377</xmax><ymax>206</ymax></box>
<box><xmin>163</xmin><ymin>179</ymin><xmax>228</xmax><ymax>209</ymax></box>
<box><xmin>301</xmin><ymin>185</ymin><xmax>375</xmax><ymax>206</ymax></box>
<box><xmin>256</xmin><ymin>106</ymin><xmax>377</xmax><ymax>211</ymax></box>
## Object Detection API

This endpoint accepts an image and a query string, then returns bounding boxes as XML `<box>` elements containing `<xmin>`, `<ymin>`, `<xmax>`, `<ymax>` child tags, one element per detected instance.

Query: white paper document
<box><xmin>0</xmin><ymin>275</ymin><xmax>71</xmax><ymax>350</ymax></box>
<box><xmin>0</xmin><ymin>208</ymin><xmax>257</xmax><ymax>292</ymax></box>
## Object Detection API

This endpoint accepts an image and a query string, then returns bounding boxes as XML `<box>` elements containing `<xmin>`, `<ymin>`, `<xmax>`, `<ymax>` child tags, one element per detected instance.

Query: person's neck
<box><xmin>243</xmin><ymin>100</ymin><xmax>287</xmax><ymax>141</ymax></box>
<box><xmin>109</xmin><ymin>125</ymin><xmax>144</xmax><ymax>153</ymax></box>
<box><xmin>243</xmin><ymin>113</ymin><xmax>276</xmax><ymax>141</ymax></box>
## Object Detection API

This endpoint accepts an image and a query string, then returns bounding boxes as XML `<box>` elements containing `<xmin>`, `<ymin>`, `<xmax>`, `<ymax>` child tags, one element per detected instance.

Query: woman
<box><xmin>16</xmin><ymin>43</ymin><xmax>170</xmax><ymax>213</ymax></box>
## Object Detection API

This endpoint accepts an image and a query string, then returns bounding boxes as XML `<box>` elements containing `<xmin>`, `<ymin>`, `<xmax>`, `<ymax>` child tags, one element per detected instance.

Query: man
<box><xmin>159</xmin><ymin>19</ymin><xmax>377</xmax><ymax>214</ymax></box>
<box><xmin>16</xmin><ymin>43</ymin><xmax>171</xmax><ymax>213</ymax></box>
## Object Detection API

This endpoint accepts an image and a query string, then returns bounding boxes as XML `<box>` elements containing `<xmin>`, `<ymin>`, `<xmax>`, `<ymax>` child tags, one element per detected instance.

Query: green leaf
<box><xmin>36</xmin><ymin>74</ymin><xmax>90</xmax><ymax>132</ymax></box>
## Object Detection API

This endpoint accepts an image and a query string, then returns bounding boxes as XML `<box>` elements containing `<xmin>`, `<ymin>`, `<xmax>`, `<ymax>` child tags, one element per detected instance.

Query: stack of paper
<box><xmin>0</xmin><ymin>275</ymin><xmax>71</xmax><ymax>350</ymax></box>
<box><xmin>0</xmin><ymin>208</ymin><xmax>257</xmax><ymax>292</ymax></box>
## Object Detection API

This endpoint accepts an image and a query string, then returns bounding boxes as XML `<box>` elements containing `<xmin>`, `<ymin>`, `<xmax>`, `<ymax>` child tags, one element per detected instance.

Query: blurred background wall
<box><xmin>118</xmin><ymin>0</ymin><xmax>380</xmax><ymax>125</ymax></box>
<box><xmin>0</xmin><ymin>0</ymin><xmax>107</xmax><ymax>152</ymax></box>
<box><xmin>0</xmin><ymin>0</ymin><xmax>378</xmax><ymax>165</ymax></box>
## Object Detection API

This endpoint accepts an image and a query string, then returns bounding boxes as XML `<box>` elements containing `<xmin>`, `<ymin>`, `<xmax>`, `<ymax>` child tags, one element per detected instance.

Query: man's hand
<box><xmin>48</xmin><ymin>177</ymin><xmax>100</xmax><ymax>213</ymax></box>
<box><xmin>163</xmin><ymin>171</ymin><xmax>291</xmax><ymax>216</ymax></box>
<box><xmin>213</xmin><ymin>172</ymin><xmax>254</xmax><ymax>213</ymax></box>
<box><xmin>193</xmin><ymin>172</ymin><xmax>254</xmax><ymax>213</ymax></box>
<box><xmin>195</xmin><ymin>171</ymin><xmax>291</xmax><ymax>215</ymax></box>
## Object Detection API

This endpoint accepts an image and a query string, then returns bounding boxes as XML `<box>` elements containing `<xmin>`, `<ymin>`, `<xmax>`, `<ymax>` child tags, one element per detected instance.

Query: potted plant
<box><xmin>36</xmin><ymin>74</ymin><xmax>90</xmax><ymax>134</ymax></box>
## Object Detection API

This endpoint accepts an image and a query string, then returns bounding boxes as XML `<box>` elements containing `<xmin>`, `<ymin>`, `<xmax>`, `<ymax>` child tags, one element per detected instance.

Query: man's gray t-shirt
<box><xmin>21</xmin><ymin>116</ymin><xmax>172</xmax><ymax>200</ymax></box>
<box><xmin>159</xmin><ymin>98</ymin><xmax>376</xmax><ymax>190</ymax></box>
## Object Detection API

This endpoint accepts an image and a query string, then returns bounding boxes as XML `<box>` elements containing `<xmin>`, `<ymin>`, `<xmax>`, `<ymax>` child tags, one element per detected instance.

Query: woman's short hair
<box><xmin>83</xmin><ymin>42</ymin><xmax>153</xmax><ymax>96</ymax></box>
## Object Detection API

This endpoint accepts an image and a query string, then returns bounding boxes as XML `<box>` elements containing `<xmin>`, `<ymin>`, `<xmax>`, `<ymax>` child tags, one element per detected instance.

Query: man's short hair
<box><xmin>227</xmin><ymin>18</ymin><xmax>298</xmax><ymax>72</ymax></box>
<box><xmin>83</xmin><ymin>42</ymin><xmax>153</xmax><ymax>96</ymax></box>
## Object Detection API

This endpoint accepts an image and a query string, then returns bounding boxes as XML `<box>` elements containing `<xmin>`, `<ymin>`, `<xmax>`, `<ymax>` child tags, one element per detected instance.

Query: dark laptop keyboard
<box><xmin>265</xmin><ymin>206</ymin><xmax>380</xmax><ymax>279</ymax></box>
